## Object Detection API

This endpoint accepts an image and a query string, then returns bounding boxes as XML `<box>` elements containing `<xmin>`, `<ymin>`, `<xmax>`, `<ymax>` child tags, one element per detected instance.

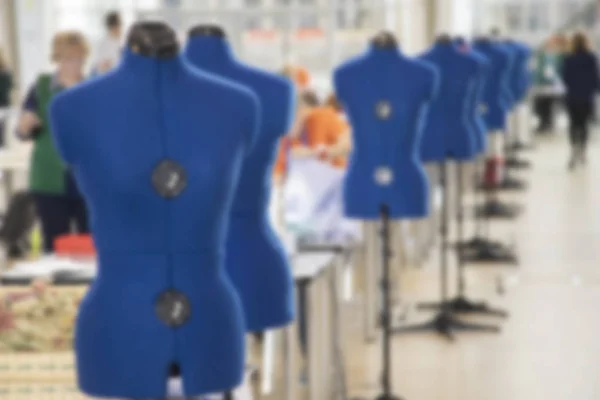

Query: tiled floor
<box><xmin>2</xmin><ymin>132</ymin><xmax>599</xmax><ymax>400</ymax></box>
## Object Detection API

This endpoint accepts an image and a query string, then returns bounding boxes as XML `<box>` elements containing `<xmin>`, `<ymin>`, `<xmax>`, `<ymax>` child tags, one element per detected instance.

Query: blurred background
<box><xmin>0</xmin><ymin>0</ymin><xmax>598</xmax><ymax>100</ymax></box>
<box><xmin>0</xmin><ymin>1</ymin><xmax>599</xmax><ymax>399</ymax></box>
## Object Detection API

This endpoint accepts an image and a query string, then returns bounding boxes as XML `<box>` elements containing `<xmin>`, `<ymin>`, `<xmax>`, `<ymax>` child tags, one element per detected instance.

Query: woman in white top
<box><xmin>94</xmin><ymin>11</ymin><xmax>122</xmax><ymax>74</ymax></box>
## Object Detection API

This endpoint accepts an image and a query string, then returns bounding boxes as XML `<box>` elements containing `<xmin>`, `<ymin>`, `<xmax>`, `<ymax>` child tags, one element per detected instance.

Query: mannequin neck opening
<box><xmin>126</xmin><ymin>21</ymin><xmax>180</xmax><ymax>59</ymax></box>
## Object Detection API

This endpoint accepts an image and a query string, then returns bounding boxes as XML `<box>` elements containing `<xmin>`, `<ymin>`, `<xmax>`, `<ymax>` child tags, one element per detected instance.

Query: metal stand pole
<box><xmin>418</xmin><ymin>162</ymin><xmax>508</xmax><ymax>317</ymax></box>
<box><xmin>394</xmin><ymin>163</ymin><xmax>500</xmax><ymax>340</ymax></box>
<box><xmin>374</xmin><ymin>205</ymin><xmax>403</xmax><ymax>400</ymax></box>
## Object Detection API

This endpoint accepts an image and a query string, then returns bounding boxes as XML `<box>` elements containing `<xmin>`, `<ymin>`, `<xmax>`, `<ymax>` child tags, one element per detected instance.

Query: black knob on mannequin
<box><xmin>435</xmin><ymin>33</ymin><xmax>453</xmax><ymax>44</ymax></box>
<box><xmin>371</xmin><ymin>31</ymin><xmax>398</xmax><ymax>49</ymax></box>
<box><xmin>188</xmin><ymin>24</ymin><xmax>227</xmax><ymax>38</ymax></box>
<box><xmin>127</xmin><ymin>21</ymin><xmax>180</xmax><ymax>58</ymax></box>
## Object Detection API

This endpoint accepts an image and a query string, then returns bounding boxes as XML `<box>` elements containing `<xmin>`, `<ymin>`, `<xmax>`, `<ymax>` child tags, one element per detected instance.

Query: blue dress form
<box><xmin>50</xmin><ymin>23</ymin><xmax>259</xmax><ymax>399</ymax></box>
<box><xmin>334</xmin><ymin>40</ymin><xmax>438</xmax><ymax>219</ymax></box>
<box><xmin>505</xmin><ymin>40</ymin><xmax>532</xmax><ymax>104</ymax></box>
<box><xmin>184</xmin><ymin>28</ymin><xmax>296</xmax><ymax>332</ymax></box>
<box><xmin>472</xmin><ymin>39</ymin><xmax>513</xmax><ymax>132</ymax></box>
<box><xmin>495</xmin><ymin>42</ymin><xmax>517</xmax><ymax>111</ymax></box>
<box><xmin>454</xmin><ymin>38</ymin><xmax>491</xmax><ymax>155</ymax></box>
<box><xmin>419</xmin><ymin>40</ymin><xmax>480</xmax><ymax>162</ymax></box>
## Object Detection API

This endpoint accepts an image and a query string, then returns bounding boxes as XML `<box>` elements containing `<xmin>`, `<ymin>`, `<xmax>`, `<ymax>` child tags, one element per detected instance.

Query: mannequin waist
<box><xmin>346</xmin><ymin>158</ymin><xmax>425</xmax><ymax>183</ymax></box>
<box><xmin>350</xmin><ymin>154</ymin><xmax>419</xmax><ymax>168</ymax></box>
<box><xmin>95</xmin><ymin>249</ymin><xmax>225</xmax><ymax>281</ymax></box>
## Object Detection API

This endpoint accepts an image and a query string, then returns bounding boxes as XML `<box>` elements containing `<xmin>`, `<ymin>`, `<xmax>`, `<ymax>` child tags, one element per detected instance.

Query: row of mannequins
<box><xmin>336</xmin><ymin>32</ymin><xmax>530</xmax><ymax>220</ymax></box>
<box><xmin>48</xmin><ymin>20</ymin><xmax>530</xmax><ymax>399</ymax></box>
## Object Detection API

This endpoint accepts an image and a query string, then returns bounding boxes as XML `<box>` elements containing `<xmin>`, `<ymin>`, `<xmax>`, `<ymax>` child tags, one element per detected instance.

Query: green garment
<box><xmin>29</xmin><ymin>74</ymin><xmax>66</xmax><ymax>194</ymax></box>
<box><xmin>534</xmin><ymin>51</ymin><xmax>563</xmax><ymax>85</ymax></box>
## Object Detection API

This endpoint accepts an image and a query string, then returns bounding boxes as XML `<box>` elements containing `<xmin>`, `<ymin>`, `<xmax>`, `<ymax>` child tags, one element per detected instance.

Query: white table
<box><xmin>2</xmin><ymin>245</ymin><xmax>347</xmax><ymax>400</ymax></box>
<box><xmin>279</xmin><ymin>247</ymin><xmax>353</xmax><ymax>400</ymax></box>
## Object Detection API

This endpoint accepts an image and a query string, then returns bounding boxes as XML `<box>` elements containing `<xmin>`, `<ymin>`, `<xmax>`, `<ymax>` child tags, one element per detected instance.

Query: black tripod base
<box><xmin>461</xmin><ymin>240</ymin><xmax>519</xmax><ymax>265</ymax></box>
<box><xmin>393</xmin><ymin>311</ymin><xmax>500</xmax><ymax>340</ymax></box>
<box><xmin>373</xmin><ymin>395</ymin><xmax>405</xmax><ymax>400</ymax></box>
<box><xmin>505</xmin><ymin>156</ymin><xmax>531</xmax><ymax>169</ymax></box>
<box><xmin>352</xmin><ymin>394</ymin><xmax>405</xmax><ymax>400</ymax></box>
<box><xmin>458</xmin><ymin>236</ymin><xmax>503</xmax><ymax>252</ymax></box>
<box><xmin>418</xmin><ymin>296</ymin><xmax>508</xmax><ymax>317</ymax></box>
<box><xmin>506</xmin><ymin>142</ymin><xmax>535</xmax><ymax>152</ymax></box>
<box><xmin>499</xmin><ymin>176</ymin><xmax>528</xmax><ymax>191</ymax></box>
<box><xmin>475</xmin><ymin>200</ymin><xmax>522</xmax><ymax>219</ymax></box>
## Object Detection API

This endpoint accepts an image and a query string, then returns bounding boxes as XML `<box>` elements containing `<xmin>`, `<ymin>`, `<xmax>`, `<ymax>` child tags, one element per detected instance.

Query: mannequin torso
<box><xmin>185</xmin><ymin>29</ymin><xmax>296</xmax><ymax>332</ymax></box>
<box><xmin>455</xmin><ymin>39</ymin><xmax>491</xmax><ymax>154</ymax></box>
<box><xmin>334</xmin><ymin>42</ymin><xmax>438</xmax><ymax>219</ymax></box>
<box><xmin>419</xmin><ymin>41</ymin><xmax>480</xmax><ymax>161</ymax></box>
<box><xmin>50</xmin><ymin>22</ymin><xmax>259</xmax><ymax>399</ymax></box>
<box><xmin>505</xmin><ymin>40</ymin><xmax>532</xmax><ymax>104</ymax></box>
<box><xmin>473</xmin><ymin>39</ymin><xmax>512</xmax><ymax>131</ymax></box>
<box><xmin>496</xmin><ymin>42</ymin><xmax>517</xmax><ymax>110</ymax></box>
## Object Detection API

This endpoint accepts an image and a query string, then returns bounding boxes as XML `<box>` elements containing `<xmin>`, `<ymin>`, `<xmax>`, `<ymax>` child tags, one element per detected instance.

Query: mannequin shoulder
<box><xmin>417</xmin><ymin>49</ymin><xmax>437</xmax><ymax>64</ymax></box>
<box><xmin>50</xmin><ymin>73</ymin><xmax>115</xmax><ymax>114</ymax></box>
<box><xmin>231</xmin><ymin>63</ymin><xmax>295</xmax><ymax>105</ymax></box>
<box><xmin>409</xmin><ymin>58</ymin><xmax>439</xmax><ymax>82</ymax></box>
<box><xmin>469</xmin><ymin>50</ymin><xmax>489</xmax><ymax>67</ymax></box>
<box><xmin>334</xmin><ymin>54</ymin><xmax>368</xmax><ymax>81</ymax></box>
<box><xmin>184</xmin><ymin>66</ymin><xmax>260</xmax><ymax>112</ymax></box>
<box><xmin>460</xmin><ymin>54</ymin><xmax>481</xmax><ymax>74</ymax></box>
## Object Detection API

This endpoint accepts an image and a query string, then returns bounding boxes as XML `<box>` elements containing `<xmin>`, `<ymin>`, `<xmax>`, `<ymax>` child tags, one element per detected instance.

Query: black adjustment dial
<box><xmin>375</xmin><ymin>100</ymin><xmax>392</xmax><ymax>120</ymax></box>
<box><xmin>152</xmin><ymin>159</ymin><xmax>187</xmax><ymax>198</ymax></box>
<box><xmin>155</xmin><ymin>290</ymin><xmax>191</xmax><ymax>327</ymax></box>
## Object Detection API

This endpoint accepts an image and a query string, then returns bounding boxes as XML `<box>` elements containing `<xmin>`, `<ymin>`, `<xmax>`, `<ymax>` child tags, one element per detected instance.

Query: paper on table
<box><xmin>285</xmin><ymin>158</ymin><xmax>361</xmax><ymax>244</ymax></box>
<box><xmin>2</xmin><ymin>256</ymin><xmax>96</xmax><ymax>280</ymax></box>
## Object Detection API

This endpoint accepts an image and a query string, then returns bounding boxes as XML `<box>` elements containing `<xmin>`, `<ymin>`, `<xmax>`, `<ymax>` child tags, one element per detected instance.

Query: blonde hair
<box><xmin>51</xmin><ymin>31</ymin><xmax>89</xmax><ymax>62</ymax></box>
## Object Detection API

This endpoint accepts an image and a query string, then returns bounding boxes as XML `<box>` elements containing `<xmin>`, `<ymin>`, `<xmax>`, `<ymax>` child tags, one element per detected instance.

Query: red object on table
<box><xmin>54</xmin><ymin>234</ymin><xmax>96</xmax><ymax>256</ymax></box>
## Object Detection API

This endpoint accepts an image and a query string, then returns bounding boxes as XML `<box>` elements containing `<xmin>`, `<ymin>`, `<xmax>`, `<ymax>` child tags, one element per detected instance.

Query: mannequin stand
<box><xmin>500</xmin><ymin>120</ymin><xmax>530</xmax><ymax>190</ymax></box>
<box><xmin>506</xmin><ymin>141</ymin><xmax>534</xmax><ymax>152</ymax></box>
<box><xmin>475</xmin><ymin>199</ymin><xmax>522</xmax><ymax>219</ymax></box>
<box><xmin>394</xmin><ymin>163</ymin><xmax>500</xmax><ymax>340</ymax></box>
<box><xmin>373</xmin><ymin>205</ymin><xmax>404</xmax><ymax>400</ymax></box>
<box><xmin>498</xmin><ymin>175</ymin><xmax>528</xmax><ymax>191</ymax></box>
<box><xmin>459</xmin><ymin>159</ymin><xmax>518</xmax><ymax>264</ymax></box>
<box><xmin>418</xmin><ymin>163</ymin><xmax>508</xmax><ymax>317</ymax></box>
<box><xmin>505</xmin><ymin>154</ymin><xmax>531</xmax><ymax>169</ymax></box>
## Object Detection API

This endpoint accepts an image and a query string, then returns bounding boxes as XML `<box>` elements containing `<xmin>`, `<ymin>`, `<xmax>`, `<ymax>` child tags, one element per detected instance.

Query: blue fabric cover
<box><xmin>454</xmin><ymin>39</ymin><xmax>491</xmax><ymax>154</ymax></box>
<box><xmin>496</xmin><ymin>42</ymin><xmax>517</xmax><ymax>110</ymax></box>
<box><xmin>334</xmin><ymin>45</ymin><xmax>438</xmax><ymax>219</ymax></box>
<box><xmin>419</xmin><ymin>42</ymin><xmax>480</xmax><ymax>162</ymax></box>
<box><xmin>508</xmin><ymin>41</ymin><xmax>532</xmax><ymax>102</ymax></box>
<box><xmin>49</xmin><ymin>50</ymin><xmax>260</xmax><ymax>399</ymax></box>
<box><xmin>472</xmin><ymin>40</ymin><xmax>513</xmax><ymax>131</ymax></box>
<box><xmin>515</xmin><ymin>43</ymin><xmax>533</xmax><ymax>100</ymax></box>
<box><xmin>184</xmin><ymin>36</ymin><xmax>296</xmax><ymax>332</ymax></box>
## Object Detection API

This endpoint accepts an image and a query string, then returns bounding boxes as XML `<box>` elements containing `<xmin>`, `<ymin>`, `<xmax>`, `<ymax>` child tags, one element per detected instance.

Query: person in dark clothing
<box><xmin>0</xmin><ymin>49</ymin><xmax>13</xmax><ymax>148</ymax></box>
<box><xmin>561</xmin><ymin>32</ymin><xmax>600</xmax><ymax>170</ymax></box>
<box><xmin>17</xmin><ymin>31</ymin><xmax>90</xmax><ymax>253</ymax></box>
